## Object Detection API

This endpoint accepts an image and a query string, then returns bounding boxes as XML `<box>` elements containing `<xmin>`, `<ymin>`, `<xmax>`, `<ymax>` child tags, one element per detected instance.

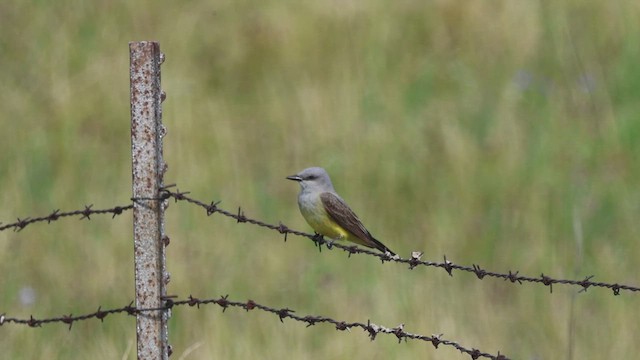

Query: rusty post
<box><xmin>129</xmin><ymin>41</ymin><xmax>169</xmax><ymax>359</ymax></box>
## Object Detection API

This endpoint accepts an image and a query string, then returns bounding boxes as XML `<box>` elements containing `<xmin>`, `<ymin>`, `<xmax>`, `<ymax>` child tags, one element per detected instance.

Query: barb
<box><xmin>161</xmin><ymin>189</ymin><xmax>640</xmax><ymax>296</ymax></box>
<box><xmin>0</xmin><ymin>295</ymin><xmax>509</xmax><ymax>360</ymax></box>
<box><xmin>0</xmin><ymin>204</ymin><xmax>134</xmax><ymax>232</ymax></box>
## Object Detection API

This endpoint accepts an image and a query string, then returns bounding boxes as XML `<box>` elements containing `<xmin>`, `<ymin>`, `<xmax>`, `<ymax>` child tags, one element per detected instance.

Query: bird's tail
<box><xmin>370</xmin><ymin>236</ymin><xmax>396</xmax><ymax>256</ymax></box>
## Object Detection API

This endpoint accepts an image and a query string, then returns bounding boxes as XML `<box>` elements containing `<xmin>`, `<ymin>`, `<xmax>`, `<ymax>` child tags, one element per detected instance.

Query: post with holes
<box><xmin>129</xmin><ymin>41</ymin><xmax>169</xmax><ymax>359</ymax></box>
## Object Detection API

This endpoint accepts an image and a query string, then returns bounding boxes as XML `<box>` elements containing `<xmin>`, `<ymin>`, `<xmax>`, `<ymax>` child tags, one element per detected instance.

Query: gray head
<box><xmin>286</xmin><ymin>167</ymin><xmax>335</xmax><ymax>193</ymax></box>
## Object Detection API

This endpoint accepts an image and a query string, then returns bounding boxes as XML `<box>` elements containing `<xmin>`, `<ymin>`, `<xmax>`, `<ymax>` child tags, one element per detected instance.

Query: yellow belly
<box><xmin>298</xmin><ymin>196</ymin><xmax>347</xmax><ymax>240</ymax></box>
<box><xmin>297</xmin><ymin>196</ymin><xmax>369</xmax><ymax>247</ymax></box>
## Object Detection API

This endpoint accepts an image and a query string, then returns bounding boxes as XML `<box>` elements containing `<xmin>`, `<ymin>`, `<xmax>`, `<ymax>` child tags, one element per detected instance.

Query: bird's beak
<box><xmin>286</xmin><ymin>174</ymin><xmax>302</xmax><ymax>182</ymax></box>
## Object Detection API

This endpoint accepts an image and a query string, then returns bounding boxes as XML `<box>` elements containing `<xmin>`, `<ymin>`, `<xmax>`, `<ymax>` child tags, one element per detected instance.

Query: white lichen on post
<box><xmin>129</xmin><ymin>41</ymin><xmax>169</xmax><ymax>360</ymax></box>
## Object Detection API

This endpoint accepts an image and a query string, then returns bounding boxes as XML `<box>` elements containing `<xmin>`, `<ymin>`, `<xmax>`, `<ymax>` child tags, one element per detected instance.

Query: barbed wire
<box><xmin>158</xmin><ymin>187</ymin><xmax>640</xmax><ymax>296</ymax></box>
<box><xmin>0</xmin><ymin>294</ymin><xmax>508</xmax><ymax>360</ymax></box>
<box><xmin>1</xmin><ymin>187</ymin><xmax>636</xmax><ymax>297</ymax></box>
<box><xmin>0</xmin><ymin>204</ymin><xmax>133</xmax><ymax>232</ymax></box>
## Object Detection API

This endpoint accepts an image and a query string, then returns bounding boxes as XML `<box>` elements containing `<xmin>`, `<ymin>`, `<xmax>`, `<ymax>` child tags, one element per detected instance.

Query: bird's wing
<box><xmin>320</xmin><ymin>192</ymin><xmax>372</xmax><ymax>241</ymax></box>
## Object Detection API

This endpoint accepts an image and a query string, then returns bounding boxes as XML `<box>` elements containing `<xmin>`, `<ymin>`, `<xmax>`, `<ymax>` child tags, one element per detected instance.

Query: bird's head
<box><xmin>286</xmin><ymin>167</ymin><xmax>335</xmax><ymax>192</ymax></box>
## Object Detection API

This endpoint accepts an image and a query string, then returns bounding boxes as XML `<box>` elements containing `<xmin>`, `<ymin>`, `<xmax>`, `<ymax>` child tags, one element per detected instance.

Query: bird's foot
<box><xmin>312</xmin><ymin>233</ymin><xmax>325</xmax><ymax>252</ymax></box>
<box><xmin>325</xmin><ymin>239</ymin><xmax>335</xmax><ymax>249</ymax></box>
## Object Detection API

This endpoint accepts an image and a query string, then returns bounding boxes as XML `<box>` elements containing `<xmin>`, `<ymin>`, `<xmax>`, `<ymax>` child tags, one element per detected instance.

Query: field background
<box><xmin>1</xmin><ymin>1</ymin><xmax>639</xmax><ymax>359</ymax></box>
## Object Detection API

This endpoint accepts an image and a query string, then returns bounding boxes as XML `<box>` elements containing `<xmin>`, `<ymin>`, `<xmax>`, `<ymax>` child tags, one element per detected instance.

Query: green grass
<box><xmin>1</xmin><ymin>1</ymin><xmax>640</xmax><ymax>359</ymax></box>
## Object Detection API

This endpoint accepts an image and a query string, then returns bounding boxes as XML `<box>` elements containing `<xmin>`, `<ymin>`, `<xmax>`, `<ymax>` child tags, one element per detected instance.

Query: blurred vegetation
<box><xmin>1</xmin><ymin>0</ymin><xmax>639</xmax><ymax>359</ymax></box>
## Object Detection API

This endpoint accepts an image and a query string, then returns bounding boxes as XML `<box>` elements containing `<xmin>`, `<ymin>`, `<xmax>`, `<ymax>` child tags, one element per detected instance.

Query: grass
<box><xmin>1</xmin><ymin>1</ymin><xmax>640</xmax><ymax>359</ymax></box>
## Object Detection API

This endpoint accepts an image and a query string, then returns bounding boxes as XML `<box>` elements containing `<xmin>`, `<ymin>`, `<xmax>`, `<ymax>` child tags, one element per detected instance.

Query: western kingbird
<box><xmin>287</xmin><ymin>167</ymin><xmax>395</xmax><ymax>255</ymax></box>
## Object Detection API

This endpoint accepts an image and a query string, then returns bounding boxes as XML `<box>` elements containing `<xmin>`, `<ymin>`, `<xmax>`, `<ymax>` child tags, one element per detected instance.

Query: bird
<box><xmin>286</xmin><ymin>167</ymin><xmax>395</xmax><ymax>255</ymax></box>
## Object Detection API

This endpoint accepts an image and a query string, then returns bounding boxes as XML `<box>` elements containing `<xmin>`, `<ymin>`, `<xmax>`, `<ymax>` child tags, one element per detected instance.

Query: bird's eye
<box><xmin>306</xmin><ymin>175</ymin><xmax>316</xmax><ymax>180</ymax></box>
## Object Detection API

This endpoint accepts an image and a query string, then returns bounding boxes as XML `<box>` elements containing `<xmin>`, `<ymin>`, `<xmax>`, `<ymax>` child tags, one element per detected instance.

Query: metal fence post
<box><xmin>129</xmin><ymin>41</ymin><xmax>169</xmax><ymax>359</ymax></box>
